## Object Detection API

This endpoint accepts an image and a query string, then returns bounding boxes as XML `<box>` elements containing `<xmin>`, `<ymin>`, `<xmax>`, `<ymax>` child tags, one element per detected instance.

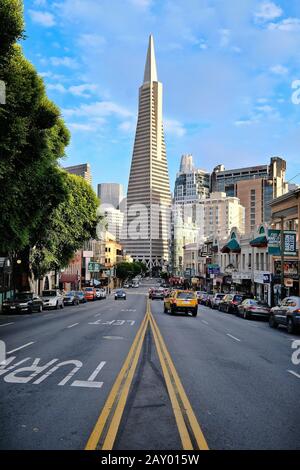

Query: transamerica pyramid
<box><xmin>123</xmin><ymin>35</ymin><xmax>171</xmax><ymax>272</ymax></box>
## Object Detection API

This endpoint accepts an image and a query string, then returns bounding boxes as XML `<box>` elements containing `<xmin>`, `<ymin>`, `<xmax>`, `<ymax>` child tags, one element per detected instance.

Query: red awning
<box><xmin>60</xmin><ymin>273</ymin><xmax>79</xmax><ymax>283</ymax></box>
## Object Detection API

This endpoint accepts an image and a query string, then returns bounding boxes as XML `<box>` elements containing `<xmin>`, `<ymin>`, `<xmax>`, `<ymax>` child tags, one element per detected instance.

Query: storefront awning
<box><xmin>60</xmin><ymin>273</ymin><xmax>79</xmax><ymax>283</ymax></box>
<box><xmin>221</xmin><ymin>239</ymin><xmax>241</xmax><ymax>253</ymax></box>
<box><xmin>250</xmin><ymin>235</ymin><xmax>268</xmax><ymax>247</ymax></box>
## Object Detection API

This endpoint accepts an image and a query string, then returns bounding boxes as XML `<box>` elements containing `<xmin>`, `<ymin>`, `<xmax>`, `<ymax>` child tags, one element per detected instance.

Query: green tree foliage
<box><xmin>0</xmin><ymin>0</ymin><xmax>24</xmax><ymax>61</ymax></box>
<box><xmin>116</xmin><ymin>261</ymin><xmax>147</xmax><ymax>281</ymax></box>
<box><xmin>31</xmin><ymin>173</ymin><xmax>100</xmax><ymax>277</ymax></box>
<box><xmin>0</xmin><ymin>45</ymin><xmax>70</xmax><ymax>253</ymax></box>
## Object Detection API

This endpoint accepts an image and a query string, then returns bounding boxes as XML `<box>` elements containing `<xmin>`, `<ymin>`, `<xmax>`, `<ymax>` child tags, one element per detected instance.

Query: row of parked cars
<box><xmin>197</xmin><ymin>291</ymin><xmax>300</xmax><ymax>334</ymax></box>
<box><xmin>2</xmin><ymin>287</ymin><xmax>108</xmax><ymax>314</ymax></box>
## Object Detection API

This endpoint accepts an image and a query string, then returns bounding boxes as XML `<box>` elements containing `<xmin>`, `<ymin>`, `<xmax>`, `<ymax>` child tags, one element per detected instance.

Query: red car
<box><xmin>83</xmin><ymin>287</ymin><xmax>97</xmax><ymax>301</ymax></box>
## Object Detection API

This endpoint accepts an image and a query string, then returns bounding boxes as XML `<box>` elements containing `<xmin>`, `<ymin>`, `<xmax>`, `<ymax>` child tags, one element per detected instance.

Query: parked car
<box><xmin>83</xmin><ymin>287</ymin><xmax>97</xmax><ymax>301</ymax></box>
<box><xmin>200</xmin><ymin>292</ymin><xmax>210</xmax><ymax>305</ymax></box>
<box><xmin>219</xmin><ymin>293</ymin><xmax>247</xmax><ymax>313</ymax></box>
<box><xmin>63</xmin><ymin>291</ymin><xmax>80</xmax><ymax>306</ymax></box>
<box><xmin>237</xmin><ymin>299</ymin><xmax>271</xmax><ymax>320</ymax></box>
<box><xmin>95</xmin><ymin>288</ymin><xmax>102</xmax><ymax>300</ymax></box>
<box><xmin>2</xmin><ymin>292</ymin><xmax>43</xmax><ymax>314</ymax></box>
<box><xmin>115</xmin><ymin>289</ymin><xmax>126</xmax><ymax>300</ymax></box>
<box><xmin>164</xmin><ymin>290</ymin><xmax>198</xmax><ymax>316</ymax></box>
<box><xmin>210</xmin><ymin>293</ymin><xmax>226</xmax><ymax>309</ymax></box>
<box><xmin>75</xmin><ymin>291</ymin><xmax>87</xmax><ymax>303</ymax></box>
<box><xmin>196</xmin><ymin>291</ymin><xmax>207</xmax><ymax>304</ymax></box>
<box><xmin>269</xmin><ymin>296</ymin><xmax>300</xmax><ymax>334</ymax></box>
<box><xmin>42</xmin><ymin>290</ymin><xmax>64</xmax><ymax>310</ymax></box>
<box><xmin>204</xmin><ymin>293</ymin><xmax>215</xmax><ymax>307</ymax></box>
<box><xmin>123</xmin><ymin>282</ymin><xmax>130</xmax><ymax>288</ymax></box>
<box><xmin>99</xmin><ymin>288</ymin><xmax>107</xmax><ymax>299</ymax></box>
<box><xmin>149</xmin><ymin>288</ymin><xmax>165</xmax><ymax>300</ymax></box>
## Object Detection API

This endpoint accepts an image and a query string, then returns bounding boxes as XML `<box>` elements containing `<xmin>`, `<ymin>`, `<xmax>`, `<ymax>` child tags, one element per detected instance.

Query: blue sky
<box><xmin>23</xmin><ymin>0</ymin><xmax>300</xmax><ymax>192</ymax></box>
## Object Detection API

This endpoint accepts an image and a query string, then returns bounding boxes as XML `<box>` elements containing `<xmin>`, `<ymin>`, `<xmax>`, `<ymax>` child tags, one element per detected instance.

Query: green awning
<box><xmin>221</xmin><ymin>238</ymin><xmax>241</xmax><ymax>253</ymax></box>
<box><xmin>250</xmin><ymin>235</ymin><xmax>268</xmax><ymax>247</ymax></box>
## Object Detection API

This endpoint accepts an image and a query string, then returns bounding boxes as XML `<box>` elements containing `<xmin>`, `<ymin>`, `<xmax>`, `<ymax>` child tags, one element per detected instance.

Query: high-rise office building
<box><xmin>98</xmin><ymin>183</ymin><xmax>124</xmax><ymax>209</ymax></box>
<box><xmin>123</xmin><ymin>35</ymin><xmax>171</xmax><ymax>270</ymax></box>
<box><xmin>174</xmin><ymin>154</ymin><xmax>210</xmax><ymax>206</ymax></box>
<box><xmin>211</xmin><ymin>157</ymin><xmax>288</xmax><ymax>229</ymax></box>
<box><xmin>64</xmin><ymin>163</ymin><xmax>92</xmax><ymax>185</ymax></box>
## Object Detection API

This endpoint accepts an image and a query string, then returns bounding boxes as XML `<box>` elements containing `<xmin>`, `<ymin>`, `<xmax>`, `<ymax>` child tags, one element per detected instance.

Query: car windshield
<box><xmin>42</xmin><ymin>291</ymin><xmax>56</xmax><ymax>297</ymax></box>
<box><xmin>116</xmin><ymin>290</ymin><xmax>124</xmax><ymax>294</ymax></box>
<box><xmin>177</xmin><ymin>292</ymin><xmax>195</xmax><ymax>300</ymax></box>
<box><xmin>234</xmin><ymin>295</ymin><xmax>244</xmax><ymax>301</ymax></box>
<box><xmin>15</xmin><ymin>293</ymin><xmax>32</xmax><ymax>301</ymax></box>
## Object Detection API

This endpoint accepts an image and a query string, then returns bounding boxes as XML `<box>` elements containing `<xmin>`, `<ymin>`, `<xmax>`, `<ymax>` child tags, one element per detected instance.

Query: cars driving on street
<box><xmin>75</xmin><ymin>291</ymin><xmax>87</xmax><ymax>303</ymax></box>
<box><xmin>237</xmin><ymin>299</ymin><xmax>271</xmax><ymax>320</ymax></box>
<box><xmin>210</xmin><ymin>293</ymin><xmax>226</xmax><ymax>309</ymax></box>
<box><xmin>42</xmin><ymin>290</ymin><xmax>64</xmax><ymax>310</ymax></box>
<box><xmin>164</xmin><ymin>290</ymin><xmax>198</xmax><ymax>316</ymax></box>
<box><xmin>2</xmin><ymin>292</ymin><xmax>43</xmax><ymax>314</ymax></box>
<box><xmin>269</xmin><ymin>296</ymin><xmax>300</xmax><ymax>334</ymax></box>
<box><xmin>218</xmin><ymin>293</ymin><xmax>247</xmax><ymax>313</ymax></box>
<box><xmin>83</xmin><ymin>287</ymin><xmax>97</xmax><ymax>302</ymax></box>
<box><xmin>115</xmin><ymin>289</ymin><xmax>126</xmax><ymax>300</ymax></box>
<box><xmin>149</xmin><ymin>288</ymin><xmax>165</xmax><ymax>300</ymax></box>
<box><xmin>63</xmin><ymin>291</ymin><xmax>80</xmax><ymax>306</ymax></box>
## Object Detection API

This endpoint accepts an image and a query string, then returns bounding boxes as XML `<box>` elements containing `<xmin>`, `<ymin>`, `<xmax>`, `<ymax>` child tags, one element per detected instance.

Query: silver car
<box><xmin>269</xmin><ymin>296</ymin><xmax>300</xmax><ymax>334</ymax></box>
<box><xmin>211</xmin><ymin>293</ymin><xmax>226</xmax><ymax>309</ymax></box>
<box><xmin>42</xmin><ymin>290</ymin><xmax>64</xmax><ymax>310</ymax></box>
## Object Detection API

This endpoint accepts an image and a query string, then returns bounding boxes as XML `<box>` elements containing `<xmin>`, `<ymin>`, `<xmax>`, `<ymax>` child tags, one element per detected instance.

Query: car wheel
<box><xmin>269</xmin><ymin>315</ymin><xmax>278</xmax><ymax>329</ymax></box>
<box><xmin>287</xmin><ymin>318</ymin><xmax>295</xmax><ymax>334</ymax></box>
<box><xmin>192</xmin><ymin>308</ymin><xmax>198</xmax><ymax>317</ymax></box>
<box><xmin>243</xmin><ymin>310</ymin><xmax>249</xmax><ymax>320</ymax></box>
<box><xmin>56</xmin><ymin>302</ymin><xmax>59</xmax><ymax>310</ymax></box>
<box><xmin>164</xmin><ymin>305</ymin><xmax>168</xmax><ymax>314</ymax></box>
<box><xmin>39</xmin><ymin>305</ymin><xmax>43</xmax><ymax>313</ymax></box>
<box><xmin>61</xmin><ymin>302</ymin><xmax>64</xmax><ymax>309</ymax></box>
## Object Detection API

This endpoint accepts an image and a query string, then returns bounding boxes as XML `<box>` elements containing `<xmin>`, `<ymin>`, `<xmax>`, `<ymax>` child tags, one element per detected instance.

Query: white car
<box><xmin>42</xmin><ymin>290</ymin><xmax>64</xmax><ymax>310</ymax></box>
<box><xmin>95</xmin><ymin>288</ymin><xmax>102</xmax><ymax>300</ymax></box>
<box><xmin>99</xmin><ymin>288</ymin><xmax>107</xmax><ymax>299</ymax></box>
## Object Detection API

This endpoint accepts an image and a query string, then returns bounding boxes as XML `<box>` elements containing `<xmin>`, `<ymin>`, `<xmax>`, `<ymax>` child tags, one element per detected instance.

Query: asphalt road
<box><xmin>0</xmin><ymin>280</ymin><xmax>299</xmax><ymax>450</ymax></box>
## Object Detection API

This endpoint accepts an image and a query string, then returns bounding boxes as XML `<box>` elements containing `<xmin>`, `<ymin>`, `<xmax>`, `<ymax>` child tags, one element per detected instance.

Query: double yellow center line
<box><xmin>85</xmin><ymin>299</ymin><xmax>209</xmax><ymax>451</ymax></box>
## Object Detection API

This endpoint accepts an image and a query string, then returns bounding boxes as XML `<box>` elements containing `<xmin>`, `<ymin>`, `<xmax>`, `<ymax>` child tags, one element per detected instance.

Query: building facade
<box><xmin>174</xmin><ymin>154</ymin><xmax>210</xmax><ymax>206</ymax></box>
<box><xmin>98</xmin><ymin>183</ymin><xmax>124</xmax><ymax>209</ymax></box>
<box><xmin>123</xmin><ymin>35</ymin><xmax>172</xmax><ymax>270</ymax></box>
<box><xmin>64</xmin><ymin>163</ymin><xmax>92</xmax><ymax>185</ymax></box>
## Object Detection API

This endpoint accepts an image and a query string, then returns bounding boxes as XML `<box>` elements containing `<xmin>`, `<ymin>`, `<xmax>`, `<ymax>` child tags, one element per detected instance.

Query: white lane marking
<box><xmin>94</xmin><ymin>313</ymin><xmax>102</xmax><ymax>317</ymax></box>
<box><xmin>67</xmin><ymin>323</ymin><xmax>79</xmax><ymax>329</ymax></box>
<box><xmin>71</xmin><ymin>361</ymin><xmax>106</xmax><ymax>388</ymax></box>
<box><xmin>7</xmin><ymin>342</ymin><xmax>35</xmax><ymax>355</ymax></box>
<box><xmin>0</xmin><ymin>323</ymin><xmax>14</xmax><ymax>328</ymax></box>
<box><xmin>103</xmin><ymin>336</ymin><xmax>124</xmax><ymax>340</ymax></box>
<box><xmin>201</xmin><ymin>320</ymin><xmax>209</xmax><ymax>325</ymax></box>
<box><xmin>287</xmin><ymin>370</ymin><xmax>300</xmax><ymax>379</ymax></box>
<box><xmin>226</xmin><ymin>333</ymin><xmax>241</xmax><ymax>342</ymax></box>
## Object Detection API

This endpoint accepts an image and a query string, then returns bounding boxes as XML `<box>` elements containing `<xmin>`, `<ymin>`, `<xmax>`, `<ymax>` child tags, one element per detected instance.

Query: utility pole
<box><xmin>280</xmin><ymin>216</ymin><xmax>285</xmax><ymax>300</ymax></box>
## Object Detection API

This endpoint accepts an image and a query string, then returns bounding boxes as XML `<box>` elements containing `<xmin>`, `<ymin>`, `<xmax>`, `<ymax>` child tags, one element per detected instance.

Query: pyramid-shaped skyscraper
<box><xmin>123</xmin><ymin>35</ymin><xmax>171</xmax><ymax>270</ymax></box>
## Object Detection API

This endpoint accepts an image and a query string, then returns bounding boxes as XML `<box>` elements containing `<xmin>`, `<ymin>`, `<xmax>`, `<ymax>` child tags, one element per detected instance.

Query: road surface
<box><xmin>0</xmin><ymin>280</ymin><xmax>299</xmax><ymax>450</ymax></box>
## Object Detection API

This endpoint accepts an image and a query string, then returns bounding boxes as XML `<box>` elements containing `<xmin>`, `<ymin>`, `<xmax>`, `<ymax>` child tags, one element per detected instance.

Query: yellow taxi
<box><xmin>164</xmin><ymin>290</ymin><xmax>198</xmax><ymax>317</ymax></box>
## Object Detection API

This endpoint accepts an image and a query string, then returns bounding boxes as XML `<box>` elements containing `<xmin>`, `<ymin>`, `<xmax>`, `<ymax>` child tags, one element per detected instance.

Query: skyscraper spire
<box><xmin>143</xmin><ymin>34</ymin><xmax>158</xmax><ymax>84</ymax></box>
<box><xmin>123</xmin><ymin>35</ymin><xmax>171</xmax><ymax>272</ymax></box>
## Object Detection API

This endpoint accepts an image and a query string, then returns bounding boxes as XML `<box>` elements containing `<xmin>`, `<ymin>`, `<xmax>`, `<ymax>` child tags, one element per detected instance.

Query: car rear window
<box><xmin>177</xmin><ymin>292</ymin><xmax>196</xmax><ymax>300</ymax></box>
<box><xmin>234</xmin><ymin>295</ymin><xmax>244</xmax><ymax>301</ymax></box>
<box><xmin>216</xmin><ymin>294</ymin><xmax>225</xmax><ymax>299</ymax></box>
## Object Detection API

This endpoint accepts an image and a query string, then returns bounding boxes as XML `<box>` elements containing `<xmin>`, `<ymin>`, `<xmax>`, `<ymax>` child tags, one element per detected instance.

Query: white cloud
<box><xmin>270</xmin><ymin>64</ymin><xmax>289</xmax><ymax>75</ymax></box>
<box><xmin>129</xmin><ymin>0</ymin><xmax>152</xmax><ymax>9</ymax></box>
<box><xmin>47</xmin><ymin>83</ymin><xmax>67</xmax><ymax>93</ymax></box>
<box><xmin>119</xmin><ymin>121</ymin><xmax>136</xmax><ymax>133</ymax></box>
<box><xmin>78</xmin><ymin>34</ymin><xmax>106</xmax><ymax>49</ymax></box>
<box><xmin>219</xmin><ymin>29</ymin><xmax>231</xmax><ymax>48</ymax></box>
<box><xmin>254</xmin><ymin>2</ymin><xmax>283</xmax><ymax>22</ymax></box>
<box><xmin>268</xmin><ymin>18</ymin><xmax>300</xmax><ymax>31</ymax></box>
<box><xmin>63</xmin><ymin>101</ymin><xmax>133</xmax><ymax>119</ymax></box>
<box><xmin>68</xmin><ymin>123</ymin><xmax>96</xmax><ymax>132</ymax></box>
<box><xmin>69</xmin><ymin>84</ymin><xmax>98</xmax><ymax>97</ymax></box>
<box><xmin>50</xmin><ymin>57</ymin><xmax>79</xmax><ymax>69</ymax></box>
<box><xmin>29</xmin><ymin>10</ymin><xmax>56</xmax><ymax>27</ymax></box>
<box><xmin>164</xmin><ymin>119</ymin><xmax>186</xmax><ymax>137</ymax></box>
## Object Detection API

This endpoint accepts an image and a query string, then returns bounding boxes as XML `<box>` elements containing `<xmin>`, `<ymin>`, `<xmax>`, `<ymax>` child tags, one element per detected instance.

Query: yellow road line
<box><xmin>85</xmin><ymin>310</ymin><xmax>149</xmax><ymax>450</ymax></box>
<box><xmin>149</xmin><ymin>307</ymin><xmax>209</xmax><ymax>451</ymax></box>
